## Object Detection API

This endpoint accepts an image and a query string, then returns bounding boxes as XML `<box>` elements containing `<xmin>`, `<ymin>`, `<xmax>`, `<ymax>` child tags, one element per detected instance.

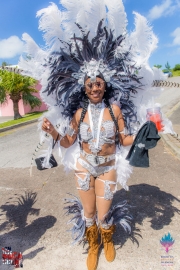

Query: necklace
<box><xmin>88</xmin><ymin>101</ymin><xmax>105</xmax><ymax>154</ymax></box>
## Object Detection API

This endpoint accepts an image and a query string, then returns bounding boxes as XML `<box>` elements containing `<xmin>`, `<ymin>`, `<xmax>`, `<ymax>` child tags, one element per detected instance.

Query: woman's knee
<box><xmin>77</xmin><ymin>188</ymin><xmax>96</xmax><ymax>218</ymax></box>
<box><xmin>84</xmin><ymin>209</ymin><xmax>96</xmax><ymax>218</ymax></box>
<box><xmin>82</xmin><ymin>198</ymin><xmax>96</xmax><ymax>218</ymax></box>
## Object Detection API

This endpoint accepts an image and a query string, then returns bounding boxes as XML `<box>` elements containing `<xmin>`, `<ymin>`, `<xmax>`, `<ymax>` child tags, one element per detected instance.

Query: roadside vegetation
<box><xmin>154</xmin><ymin>62</ymin><xmax>180</xmax><ymax>77</ymax></box>
<box><xmin>0</xmin><ymin>111</ymin><xmax>44</xmax><ymax>129</ymax></box>
<box><xmin>171</xmin><ymin>69</ymin><xmax>180</xmax><ymax>77</ymax></box>
<box><xmin>0</xmin><ymin>67</ymin><xmax>42</xmax><ymax>120</ymax></box>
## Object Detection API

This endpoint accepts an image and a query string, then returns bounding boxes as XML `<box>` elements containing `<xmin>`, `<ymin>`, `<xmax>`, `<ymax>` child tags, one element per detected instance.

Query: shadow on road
<box><xmin>0</xmin><ymin>185</ymin><xmax>179</xmax><ymax>258</ymax></box>
<box><xmin>112</xmin><ymin>184</ymin><xmax>180</xmax><ymax>248</ymax></box>
<box><xmin>0</xmin><ymin>191</ymin><xmax>57</xmax><ymax>260</ymax></box>
<box><xmin>0</xmin><ymin>191</ymin><xmax>40</xmax><ymax>230</ymax></box>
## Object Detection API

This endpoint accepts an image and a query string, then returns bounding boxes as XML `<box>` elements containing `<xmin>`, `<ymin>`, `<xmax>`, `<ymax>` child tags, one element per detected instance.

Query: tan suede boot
<box><xmin>100</xmin><ymin>225</ymin><xmax>116</xmax><ymax>262</ymax></box>
<box><xmin>85</xmin><ymin>223</ymin><xmax>99</xmax><ymax>270</ymax></box>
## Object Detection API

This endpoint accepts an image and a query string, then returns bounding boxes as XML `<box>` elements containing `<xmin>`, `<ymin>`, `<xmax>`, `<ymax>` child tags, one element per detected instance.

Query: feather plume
<box><xmin>37</xmin><ymin>3</ymin><xmax>66</xmax><ymax>49</ymax></box>
<box><xmin>129</xmin><ymin>12</ymin><xmax>158</xmax><ymax>66</ymax></box>
<box><xmin>115</xmin><ymin>145</ymin><xmax>133</xmax><ymax>190</ymax></box>
<box><xmin>86</xmin><ymin>0</ymin><xmax>107</xmax><ymax>40</ymax></box>
<box><xmin>105</xmin><ymin>0</ymin><xmax>127</xmax><ymax>38</ymax></box>
<box><xmin>61</xmin><ymin>0</ymin><xmax>107</xmax><ymax>41</ymax></box>
<box><xmin>61</xmin><ymin>0</ymin><xmax>89</xmax><ymax>37</ymax></box>
<box><xmin>105</xmin><ymin>201</ymin><xmax>132</xmax><ymax>233</ymax></box>
<box><xmin>19</xmin><ymin>33</ymin><xmax>48</xmax><ymax>79</ymax></box>
<box><xmin>64</xmin><ymin>193</ymin><xmax>86</xmax><ymax>244</ymax></box>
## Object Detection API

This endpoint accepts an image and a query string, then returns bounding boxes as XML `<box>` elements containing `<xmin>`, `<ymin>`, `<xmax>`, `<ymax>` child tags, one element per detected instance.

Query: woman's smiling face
<box><xmin>84</xmin><ymin>77</ymin><xmax>106</xmax><ymax>104</ymax></box>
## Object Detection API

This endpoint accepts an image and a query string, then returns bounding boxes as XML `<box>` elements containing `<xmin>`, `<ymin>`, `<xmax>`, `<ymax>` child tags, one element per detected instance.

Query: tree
<box><xmin>165</xmin><ymin>62</ymin><xmax>171</xmax><ymax>71</ymax></box>
<box><xmin>1</xmin><ymin>61</ymin><xmax>10</xmax><ymax>67</ymax></box>
<box><xmin>154</xmin><ymin>64</ymin><xmax>162</xmax><ymax>69</ymax></box>
<box><xmin>0</xmin><ymin>68</ymin><xmax>42</xmax><ymax>119</ymax></box>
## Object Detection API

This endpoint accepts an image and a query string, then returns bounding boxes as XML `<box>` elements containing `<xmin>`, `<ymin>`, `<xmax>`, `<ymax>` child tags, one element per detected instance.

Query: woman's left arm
<box><xmin>112</xmin><ymin>105</ymin><xmax>134</xmax><ymax>146</ymax></box>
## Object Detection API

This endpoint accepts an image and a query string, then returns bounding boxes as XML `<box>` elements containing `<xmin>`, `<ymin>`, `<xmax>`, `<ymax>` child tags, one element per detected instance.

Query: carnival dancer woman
<box><xmin>42</xmin><ymin>75</ymin><xmax>134</xmax><ymax>270</ymax></box>
<box><xmin>20</xmin><ymin>1</ymin><xmax>173</xmax><ymax>270</ymax></box>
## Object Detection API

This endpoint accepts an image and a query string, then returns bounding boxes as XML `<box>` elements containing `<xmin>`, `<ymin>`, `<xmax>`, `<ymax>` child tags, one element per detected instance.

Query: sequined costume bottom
<box><xmin>75</xmin><ymin>157</ymin><xmax>117</xmax><ymax>200</ymax></box>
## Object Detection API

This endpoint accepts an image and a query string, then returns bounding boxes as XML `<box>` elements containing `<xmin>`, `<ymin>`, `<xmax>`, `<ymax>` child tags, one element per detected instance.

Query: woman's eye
<box><xmin>96</xmin><ymin>82</ymin><xmax>101</xmax><ymax>87</ymax></box>
<box><xmin>86</xmin><ymin>83</ymin><xmax>92</xmax><ymax>88</ymax></box>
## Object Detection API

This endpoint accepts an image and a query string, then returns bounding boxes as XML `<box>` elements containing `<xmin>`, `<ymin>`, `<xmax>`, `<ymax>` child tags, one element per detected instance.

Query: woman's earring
<box><xmin>85</xmin><ymin>92</ymin><xmax>87</xmax><ymax>95</ymax></box>
<box><xmin>105</xmin><ymin>89</ymin><xmax>106</xmax><ymax>92</ymax></box>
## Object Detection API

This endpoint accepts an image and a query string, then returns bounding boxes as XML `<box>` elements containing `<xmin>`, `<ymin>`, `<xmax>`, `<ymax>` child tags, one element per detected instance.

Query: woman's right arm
<box><xmin>42</xmin><ymin>109</ymin><xmax>82</xmax><ymax>148</ymax></box>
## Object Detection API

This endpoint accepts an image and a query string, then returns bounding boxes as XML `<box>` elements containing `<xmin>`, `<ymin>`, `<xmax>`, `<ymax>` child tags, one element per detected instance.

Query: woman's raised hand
<box><xmin>42</xmin><ymin>118</ymin><xmax>55</xmax><ymax>134</ymax></box>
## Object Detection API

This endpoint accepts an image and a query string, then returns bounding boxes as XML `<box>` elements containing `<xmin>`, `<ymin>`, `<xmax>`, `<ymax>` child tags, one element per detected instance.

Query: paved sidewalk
<box><xmin>161</xmin><ymin>103</ymin><xmax>180</xmax><ymax>161</ymax></box>
<box><xmin>0</xmin><ymin>116</ymin><xmax>14</xmax><ymax>123</ymax></box>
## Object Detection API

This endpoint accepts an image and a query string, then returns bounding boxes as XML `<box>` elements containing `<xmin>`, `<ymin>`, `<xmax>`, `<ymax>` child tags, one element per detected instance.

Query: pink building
<box><xmin>0</xmin><ymin>83</ymin><xmax>47</xmax><ymax>117</ymax></box>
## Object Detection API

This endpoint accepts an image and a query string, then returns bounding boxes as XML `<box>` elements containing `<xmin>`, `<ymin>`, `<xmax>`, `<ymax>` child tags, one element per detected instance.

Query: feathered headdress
<box><xmin>44</xmin><ymin>19</ymin><xmax>143</xmax><ymax>129</ymax></box>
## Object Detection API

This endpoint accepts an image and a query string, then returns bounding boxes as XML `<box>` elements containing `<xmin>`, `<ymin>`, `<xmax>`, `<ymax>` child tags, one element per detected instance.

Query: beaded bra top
<box><xmin>79</xmin><ymin>102</ymin><xmax>115</xmax><ymax>154</ymax></box>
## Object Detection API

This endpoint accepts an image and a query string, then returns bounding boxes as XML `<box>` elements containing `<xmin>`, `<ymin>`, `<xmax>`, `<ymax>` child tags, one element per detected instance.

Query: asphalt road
<box><xmin>0</xmin><ymin>123</ymin><xmax>39</xmax><ymax>169</ymax></box>
<box><xmin>0</xmin><ymin>123</ymin><xmax>180</xmax><ymax>269</ymax></box>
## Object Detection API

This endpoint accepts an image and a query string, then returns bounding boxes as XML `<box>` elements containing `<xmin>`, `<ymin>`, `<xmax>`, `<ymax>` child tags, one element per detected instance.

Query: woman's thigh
<box><xmin>95</xmin><ymin>168</ymin><xmax>117</xmax><ymax>221</ymax></box>
<box><xmin>95</xmin><ymin>168</ymin><xmax>117</xmax><ymax>198</ymax></box>
<box><xmin>75</xmin><ymin>160</ymin><xmax>96</xmax><ymax>217</ymax></box>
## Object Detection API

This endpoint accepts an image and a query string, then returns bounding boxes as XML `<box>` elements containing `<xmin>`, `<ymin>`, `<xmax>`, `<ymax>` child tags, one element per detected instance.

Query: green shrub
<box><xmin>173</xmin><ymin>64</ymin><xmax>180</xmax><ymax>71</ymax></box>
<box><xmin>172</xmin><ymin>70</ymin><xmax>180</xmax><ymax>77</ymax></box>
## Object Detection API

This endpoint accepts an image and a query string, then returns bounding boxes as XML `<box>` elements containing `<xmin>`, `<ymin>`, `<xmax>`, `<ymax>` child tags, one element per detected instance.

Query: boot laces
<box><xmin>100</xmin><ymin>226</ymin><xmax>115</xmax><ymax>244</ymax></box>
<box><xmin>102</xmin><ymin>231</ymin><xmax>112</xmax><ymax>243</ymax></box>
<box><xmin>86</xmin><ymin>228</ymin><xmax>98</xmax><ymax>254</ymax></box>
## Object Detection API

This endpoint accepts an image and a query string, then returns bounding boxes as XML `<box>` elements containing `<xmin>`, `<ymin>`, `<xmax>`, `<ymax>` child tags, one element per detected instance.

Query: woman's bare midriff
<box><xmin>82</xmin><ymin>141</ymin><xmax>116</xmax><ymax>156</ymax></box>
<box><xmin>80</xmin><ymin>141</ymin><xmax>116</xmax><ymax>167</ymax></box>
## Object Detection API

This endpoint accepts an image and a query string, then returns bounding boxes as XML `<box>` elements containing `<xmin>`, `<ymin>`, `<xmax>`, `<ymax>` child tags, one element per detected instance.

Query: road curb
<box><xmin>165</xmin><ymin>101</ymin><xmax>180</xmax><ymax>118</ymax></box>
<box><xmin>160</xmin><ymin>101</ymin><xmax>180</xmax><ymax>161</ymax></box>
<box><xmin>161</xmin><ymin>133</ymin><xmax>180</xmax><ymax>161</ymax></box>
<box><xmin>0</xmin><ymin>119</ymin><xmax>38</xmax><ymax>133</ymax></box>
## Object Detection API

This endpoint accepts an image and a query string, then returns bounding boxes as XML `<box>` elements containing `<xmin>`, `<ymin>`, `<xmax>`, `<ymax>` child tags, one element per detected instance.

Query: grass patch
<box><xmin>0</xmin><ymin>111</ymin><xmax>44</xmax><ymax>129</ymax></box>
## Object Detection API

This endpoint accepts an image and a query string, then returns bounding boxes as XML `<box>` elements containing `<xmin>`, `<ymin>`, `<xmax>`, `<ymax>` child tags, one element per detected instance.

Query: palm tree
<box><xmin>0</xmin><ymin>67</ymin><xmax>42</xmax><ymax>119</ymax></box>
<box><xmin>165</xmin><ymin>62</ymin><xmax>171</xmax><ymax>71</ymax></box>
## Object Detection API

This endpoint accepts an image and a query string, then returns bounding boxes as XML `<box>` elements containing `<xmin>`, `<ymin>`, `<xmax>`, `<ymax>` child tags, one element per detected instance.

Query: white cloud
<box><xmin>0</xmin><ymin>36</ymin><xmax>24</xmax><ymax>59</ymax></box>
<box><xmin>171</xmin><ymin>27</ymin><xmax>180</xmax><ymax>45</ymax></box>
<box><xmin>147</xmin><ymin>0</ymin><xmax>180</xmax><ymax>21</ymax></box>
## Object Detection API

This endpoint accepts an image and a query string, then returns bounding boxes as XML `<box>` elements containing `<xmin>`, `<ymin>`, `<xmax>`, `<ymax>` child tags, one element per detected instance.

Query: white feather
<box><xmin>37</xmin><ymin>2</ymin><xmax>66</xmax><ymax>49</ymax></box>
<box><xmin>60</xmin><ymin>0</ymin><xmax>95</xmax><ymax>38</ymax></box>
<box><xmin>19</xmin><ymin>33</ymin><xmax>48</xmax><ymax>80</ymax></box>
<box><xmin>86</xmin><ymin>0</ymin><xmax>107</xmax><ymax>40</ymax></box>
<box><xmin>115</xmin><ymin>146</ymin><xmax>133</xmax><ymax>190</ymax></box>
<box><xmin>129</xmin><ymin>12</ymin><xmax>158</xmax><ymax>66</ymax></box>
<box><xmin>61</xmin><ymin>0</ymin><xmax>107</xmax><ymax>40</ymax></box>
<box><xmin>105</xmin><ymin>0</ymin><xmax>127</xmax><ymax>37</ymax></box>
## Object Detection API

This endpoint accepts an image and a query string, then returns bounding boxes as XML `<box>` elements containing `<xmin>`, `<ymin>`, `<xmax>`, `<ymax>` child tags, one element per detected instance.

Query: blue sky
<box><xmin>0</xmin><ymin>0</ymin><xmax>180</xmax><ymax>69</ymax></box>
